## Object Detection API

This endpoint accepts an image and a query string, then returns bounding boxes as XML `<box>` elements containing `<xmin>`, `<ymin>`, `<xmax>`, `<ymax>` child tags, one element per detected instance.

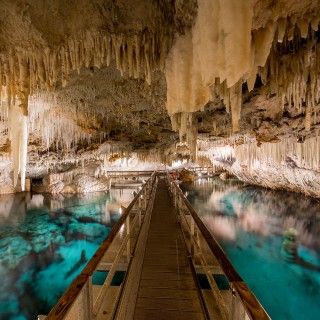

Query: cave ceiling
<box><xmin>0</xmin><ymin>0</ymin><xmax>320</xmax><ymax>184</ymax></box>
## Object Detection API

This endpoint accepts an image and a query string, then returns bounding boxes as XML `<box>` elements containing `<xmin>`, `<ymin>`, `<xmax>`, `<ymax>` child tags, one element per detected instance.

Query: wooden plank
<box><xmin>135</xmin><ymin>297</ymin><xmax>203</xmax><ymax>312</ymax></box>
<box><xmin>139</xmin><ymin>270</ymin><xmax>196</xmax><ymax>281</ymax></box>
<box><xmin>137</xmin><ymin>287</ymin><xmax>200</xmax><ymax>300</ymax></box>
<box><xmin>138</xmin><ymin>278</ymin><xmax>196</xmax><ymax>290</ymax></box>
<box><xmin>134</xmin><ymin>308</ymin><xmax>205</xmax><ymax>320</ymax></box>
<box><xmin>142</xmin><ymin>258</ymin><xmax>189</xmax><ymax>268</ymax></box>
<box><xmin>130</xmin><ymin>179</ymin><xmax>206</xmax><ymax>320</ymax></box>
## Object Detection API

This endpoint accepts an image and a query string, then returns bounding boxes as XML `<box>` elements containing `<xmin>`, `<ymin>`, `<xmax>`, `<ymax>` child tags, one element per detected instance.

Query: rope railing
<box><xmin>166</xmin><ymin>173</ymin><xmax>270</xmax><ymax>320</ymax></box>
<box><xmin>43</xmin><ymin>172</ymin><xmax>157</xmax><ymax>320</ymax></box>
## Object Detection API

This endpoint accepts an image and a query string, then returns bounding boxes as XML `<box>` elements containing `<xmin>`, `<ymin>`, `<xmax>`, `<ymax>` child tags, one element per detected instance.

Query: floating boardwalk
<box><xmin>131</xmin><ymin>180</ymin><xmax>205</xmax><ymax>319</ymax></box>
<box><xmin>43</xmin><ymin>172</ymin><xmax>270</xmax><ymax>320</ymax></box>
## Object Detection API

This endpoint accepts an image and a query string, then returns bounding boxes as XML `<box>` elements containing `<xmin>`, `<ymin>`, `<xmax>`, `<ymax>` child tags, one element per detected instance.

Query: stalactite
<box><xmin>232</xmin><ymin>136</ymin><xmax>320</xmax><ymax>173</ymax></box>
<box><xmin>0</xmin><ymin>29</ymin><xmax>169</xmax><ymax>97</ymax></box>
<box><xmin>0</xmin><ymin>53</ymin><xmax>32</xmax><ymax>191</ymax></box>
<box><xmin>9</xmin><ymin>104</ymin><xmax>28</xmax><ymax>191</ymax></box>
<box><xmin>0</xmin><ymin>28</ymin><xmax>171</xmax><ymax>191</ymax></box>
<box><xmin>229</xmin><ymin>82</ymin><xmax>242</xmax><ymax>133</ymax></box>
<box><xmin>165</xmin><ymin>0</ymin><xmax>252</xmax><ymax>142</ymax></box>
<box><xmin>305</xmin><ymin>104</ymin><xmax>312</xmax><ymax>131</ymax></box>
<box><xmin>169</xmin><ymin>112</ymin><xmax>198</xmax><ymax>160</ymax></box>
<box><xmin>165</xmin><ymin>3</ymin><xmax>320</xmax><ymax>146</ymax></box>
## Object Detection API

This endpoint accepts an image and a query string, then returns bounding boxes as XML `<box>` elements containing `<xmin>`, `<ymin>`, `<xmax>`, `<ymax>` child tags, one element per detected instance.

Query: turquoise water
<box><xmin>0</xmin><ymin>188</ymin><xmax>135</xmax><ymax>320</ymax></box>
<box><xmin>181</xmin><ymin>178</ymin><xmax>320</xmax><ymax>320</ymax></box>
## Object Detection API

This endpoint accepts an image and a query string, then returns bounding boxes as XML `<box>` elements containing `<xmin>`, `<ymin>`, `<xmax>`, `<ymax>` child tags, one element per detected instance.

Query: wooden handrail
<box><xmin>106</xmin><ymin>167</ymin><xmax>214</xmax><ymax>175</ymax></box>
<box><xmin>46</xmin><ymin>173</ymin><xmax>156</xmax><ymax>320</ymax></box>
<box><xmin>167</xmin><ymin>175</ymin><xmax>270</xmax><ymax>320</ymax></box>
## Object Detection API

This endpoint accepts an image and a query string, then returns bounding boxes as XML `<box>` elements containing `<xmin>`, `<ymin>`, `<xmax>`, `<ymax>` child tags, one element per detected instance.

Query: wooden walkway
<box><xmin>44</xmin><ymin>173</ymin><xmax>270</xmax><ymax>320</ymax></box>
<box><xmin>133</xmin><ymin>179</ymin><xmax>206</xmax><ymax>320</ymax></box>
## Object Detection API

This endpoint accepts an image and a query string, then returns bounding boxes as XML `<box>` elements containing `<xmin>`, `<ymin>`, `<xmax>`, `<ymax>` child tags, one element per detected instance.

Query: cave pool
<box><xmin>181</xmin><ymin>177</ymin><xmax>320</xmax><ymax>320</ymax></box>
<box><xmin>0</xmin><ymin>187</ymin><xmax>136</xmax><ymax>320</ymax></box>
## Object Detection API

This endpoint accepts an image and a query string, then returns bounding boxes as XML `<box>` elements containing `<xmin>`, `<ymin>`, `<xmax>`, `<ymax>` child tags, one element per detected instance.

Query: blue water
<box><xmin>0</xmin><ymin>188</ymin><xmax>135</xmax><ymax>320</ymax></box>
<box><xmin>181</xmin><ymin>178</ymin><xmax>320</xmax><ymax>320</ymax></box>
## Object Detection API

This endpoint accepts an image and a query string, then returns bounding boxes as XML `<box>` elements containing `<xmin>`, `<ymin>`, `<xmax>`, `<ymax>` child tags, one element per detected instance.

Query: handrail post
<box><xmin>126</xmin><ymin>215</ymin><xmax>131</xmax><ymax>262</ymax></box>
<box><xmin>146</xmin><ymin>181</ymin><xmax>150</xmax><ymax>200</ymax></box>
<box><xmin>144</xmin><ymin>185</ymin><xmax>148</xmax><ymax>209</ymax></box>
<box><xmin>138</xmin><ymin>194</ymin><xmax>142</xmax><ymax>226</ymax></box>
<box><xmin>79</xmin><ymin>277</ymin><xmax>93</xmax><ymax>320</ymax></box>
<box><xmin>179</xmin><ymin>196</ymin><xmax>183</xmax><ymax>213</ymax></box>
<box><xmin>196</xmin><ymin>227</ymin><xmax>201</xmax><ymax>254</ymax></box>
<box><xmin>173</xmin><ymin>186</ymin><xmax>177</xmax><ymax>208</ymax></box>
<box><xmin>138</xmin><ymin>202</ymin><xmax>142</xmax><ymax>227</ymax></box>
<box><xmin>138</xmin><ymin>193</ymin><xmax>142</xmax><ymax>210</ymax></box>
<box><xmin>190</xmin><ymin>218</ymin><xmax>195</xmax><ymax>257</ymax></box>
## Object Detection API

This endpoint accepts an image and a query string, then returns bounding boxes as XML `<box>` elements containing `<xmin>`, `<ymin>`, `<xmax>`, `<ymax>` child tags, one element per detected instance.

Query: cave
<box><xmin>0</xmin><ymin>1</ymin><xmax>320</xmax><ymax>320</ymax></box>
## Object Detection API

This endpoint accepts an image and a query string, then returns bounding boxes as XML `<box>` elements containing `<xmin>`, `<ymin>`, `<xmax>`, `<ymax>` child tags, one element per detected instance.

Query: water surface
<box><xmin>181</xmin><ymin>178</ymin><xmax>320</xmax><ymax>320</ymax></box>
<box><xmin>0</xmin><ymin>187</ymin><xmax>136</xmax><ymax>320</ymax></box>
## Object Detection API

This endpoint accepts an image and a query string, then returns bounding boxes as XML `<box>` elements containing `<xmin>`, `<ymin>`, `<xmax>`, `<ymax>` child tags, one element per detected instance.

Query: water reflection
<box><xmin>181</xmin><ymin>178</ymin><xmax>320</xmax><ymax>320</ymax></box>
<box><xmin>0</xmin><ymin>187</ymin><xmax>136</xmax><ymax>320</ymax></box>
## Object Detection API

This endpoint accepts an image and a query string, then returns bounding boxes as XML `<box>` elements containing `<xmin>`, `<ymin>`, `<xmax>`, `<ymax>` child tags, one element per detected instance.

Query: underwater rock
<box><xmin>0</xmin><ymin>236</ymin><xmax>32</xmax><ymax>269</ymax></box>
<box><xmin>282</xmin><ymin>228</ymin><xmax>298</xmax><ymax>261</ymax></box>
<box><xmin>77</xmin><ymin>216</ymin><xmax>100</xmax><ymax>224</ymax></box>
<box><xmin>64</xmin><ymin>249</ymin><xmax>87</xmax><ymax>279</ymax></box>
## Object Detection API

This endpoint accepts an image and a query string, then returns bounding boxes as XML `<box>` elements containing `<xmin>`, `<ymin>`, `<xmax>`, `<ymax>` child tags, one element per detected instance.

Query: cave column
<box><xmin>9</xmin><ymin>55</ymin><xmax>30</xmax><ymax>191</ymax></box>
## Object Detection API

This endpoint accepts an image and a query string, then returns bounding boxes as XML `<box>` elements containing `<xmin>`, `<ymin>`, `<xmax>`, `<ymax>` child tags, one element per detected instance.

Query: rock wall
<box><xmin>1</xmin><ymin>1</ymin><xmax>320</xmax><ymax>197</ymax></box>
<box><xmin>199</xmin><ymin>138</ymin><xmax>320</xmax><ymax>198</ymax></box>
<box><xmin>39</xmin><ymin>171</ymin><xmax>111</xmax><ymax>194</ymax></box>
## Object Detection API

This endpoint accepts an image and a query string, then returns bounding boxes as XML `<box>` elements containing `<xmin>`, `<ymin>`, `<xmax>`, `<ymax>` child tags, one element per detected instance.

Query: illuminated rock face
<box><xmin>166</xmin><ymin>0</ymin><xmax>320</xmax><ymax>138</ymax></box>
<box><xmin>198</xmin><ymin>136</ymin><xmax>320</xmax><ymax>197</ymax></box>
<box><xmin>0</xmin><ymin>0</ymin><xmax>320</xmax><ymax>195</ymax></box>
<box><xmin>0</xmin><ymin>0</ymin><xmax>178</xmax><ymax>192</ymax></box>
<box><xmin>166</xmin><ymin>0</ymin><xmax>252</xmax><ymax>129</ymax></box>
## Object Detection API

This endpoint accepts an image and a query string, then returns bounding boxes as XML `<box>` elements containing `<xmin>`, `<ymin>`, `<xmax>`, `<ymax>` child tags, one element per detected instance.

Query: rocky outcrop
<box><xmin>227</xmin><ymin>162</ymin><xmax>320</xmax><ymax>198</ymax></box>
<box><xmin>36</xmin><ymin>170</ymin><xmax>111</xmax><ymax>195</ymax></box>
<box><xmin>199</xmin><ymin>138</ymin><xmax>320</xmax><ymax>198</ymax></box>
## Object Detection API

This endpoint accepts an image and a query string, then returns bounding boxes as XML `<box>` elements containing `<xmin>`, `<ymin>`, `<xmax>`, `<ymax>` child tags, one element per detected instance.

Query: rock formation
<box><xmin>0</xmin><ymin>0</ymin><xmax>319</xmax><ymax>196</ymax></box>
